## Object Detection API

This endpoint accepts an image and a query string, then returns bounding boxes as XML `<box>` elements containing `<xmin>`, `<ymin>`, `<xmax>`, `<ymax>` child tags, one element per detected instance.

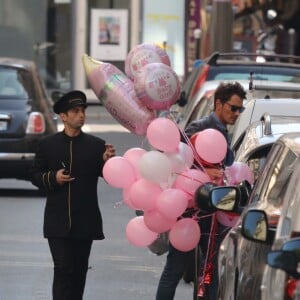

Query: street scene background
<box><xmin>0</xmin><ymin>104</ymin><xmax>192</xmax><ymax>300</ymax></box>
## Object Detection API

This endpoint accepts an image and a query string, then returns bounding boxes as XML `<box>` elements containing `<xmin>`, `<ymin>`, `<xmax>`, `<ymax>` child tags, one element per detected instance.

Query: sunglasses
<box><xmin>225</xmin><ymin>102</ymin><xmax>245</xmax><ymax>113</ymax></box>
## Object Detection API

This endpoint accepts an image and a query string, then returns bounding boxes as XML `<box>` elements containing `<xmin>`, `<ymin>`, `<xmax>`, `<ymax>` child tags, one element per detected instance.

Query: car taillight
<box><xmin>286</xmin><ymin>278</ymin><xmax>297</xmax><ymax>299</ymax></box>
<box><xmin>26</xmin><ymin>112</ymin><xmax>45</xmax><ymax>134</ymax></box>
<box><xmin>191</xmin><ymin>65</ymin><xmax>210</xmax><ymax>98</ymax></box>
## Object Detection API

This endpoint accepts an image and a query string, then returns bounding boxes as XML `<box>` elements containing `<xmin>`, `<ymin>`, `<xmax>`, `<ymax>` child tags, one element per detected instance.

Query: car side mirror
<box><xmin>241</xmin><ymin>210</ymin><xmax>274</xmax><ymax>244</ymax></box>
<box><xmin>194</xmin><ymin>184</ymin><xmax>239</xmax><ymax>213</ymax></box>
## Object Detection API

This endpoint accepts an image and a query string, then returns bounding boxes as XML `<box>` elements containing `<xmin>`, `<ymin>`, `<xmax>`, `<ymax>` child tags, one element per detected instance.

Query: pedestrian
<box><xmin>30</xmin><ymin>90</ymin><xmax>115</xmax><ymax>300</ymax></box>
<box><xmin>155</xmin><ymin>81</ymin><xmax>246</xmax><ymax>300</ymax></box>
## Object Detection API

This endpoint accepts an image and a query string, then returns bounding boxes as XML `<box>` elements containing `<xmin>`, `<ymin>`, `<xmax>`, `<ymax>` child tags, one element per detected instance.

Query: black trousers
<box><xmin>48</xmin><ymin>238</ymin><xmax>93</xmax><ymax>300</ymax></box>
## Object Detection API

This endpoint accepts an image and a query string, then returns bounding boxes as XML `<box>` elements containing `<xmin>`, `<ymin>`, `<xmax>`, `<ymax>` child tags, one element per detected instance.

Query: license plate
<box><xmin>0</xmin><ymin>121</ymin><xmax>7</xmax><ymax>131</ymax></box>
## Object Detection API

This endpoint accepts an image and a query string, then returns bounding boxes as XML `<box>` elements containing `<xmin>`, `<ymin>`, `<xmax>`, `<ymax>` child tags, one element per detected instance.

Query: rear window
<box><xmin>207</xmin><ymin>65</ymin><xmax>300</xmax><ymax>83</ymax></box>
<box><xmin>0</xmin><ymin>67</ymin><xmax>33</xmax><ymax>99</ymax></box>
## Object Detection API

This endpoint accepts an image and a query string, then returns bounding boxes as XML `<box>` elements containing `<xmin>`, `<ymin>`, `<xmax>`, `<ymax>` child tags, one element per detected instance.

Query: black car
<box><xmin>0</xmin><ymin>57</ymin><xmax>57</xmax><ymax>180</ymax></box>
<box><xmin>173</xmin><ymin>52</ymin><xmax>300</xmax><ymax>120</ymax></box>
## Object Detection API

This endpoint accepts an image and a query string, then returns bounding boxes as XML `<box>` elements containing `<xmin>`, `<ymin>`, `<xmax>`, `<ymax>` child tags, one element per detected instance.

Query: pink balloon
<box><xmin>103</xmin><ymin>156</ymin><xmax>137</xmax><ymax>189</ymax></box>
<box><xmin>194</xmin><ymin>129</ymin><xmax>227</xmax><ymax>164</ymax></box>
<box><xmin>123</xmin><ymin>147</ymin><xmax>147</xmax><ymax>178</ymax></box>
<box><xmin>216</xmin><ymin>211</ymin><xmax>239</xmax><ymax>228</ymax></box>
<box><xmin>144</xmin><ymin>210</ymin><xmax>175</xmax><ymax>233</ymax></box>
<box><xmin>129</xmin><ymin>178</ymin><xmax>162</xmax><ymax>211</ymax></box>
<box><xmin>82</xmin><ymin>54</ymin><xmax>155</xmax><ymax>135</ymax></box>
<box><xmin>156</xmin><ymin>188</ymin><xmax>189</xmax><ymax>220</ymax></box>
<box><xmin>126</xmin><ymin>216</ymin><xmax>158</xmax><ymax>247</ymax></box>
<box><xmin>169</xmin><ymin>218</ymin><xmax>201</xmax><ymax>252</ymax></box>
<box><xmin>225</xmin><ymin>162</ymin><xmax>254</xmax><ymax>185</ymax></box>
<box><xmin>125</xmin><ymin>43</ymin><xmax>171</xmax><ymax>80</ymax></box>
<box><xmin>173</xmin><ymin>169</ymin><xmax>211</xmax><ymax>194</ymax></box>
<box><xmin>134</xmin><ymin>63</ymin><xmax>181</xmax><ymax>110</ymax></box>
<box><xmin>122</xmin><ymin>188</ymin><xmax>139</xmax><ymax>210</ymax></box>
<box><xmin>146</xmin><ymin>118</ymin><xmax>180</xmax><ymax>152</ymax></box>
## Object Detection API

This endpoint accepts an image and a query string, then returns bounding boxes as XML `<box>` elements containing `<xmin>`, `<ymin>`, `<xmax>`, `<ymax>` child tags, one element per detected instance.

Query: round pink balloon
<box><xmin>129</xmin><ymin>178</ymin><xmax>162</xmax><ymax>211</ymax></box>
<box><xmin>169</xmin><ymin>218</ymin><xmax>201</xmax><ymax>252</ymax></box>
<box><xmin>126</xmin><ymin>216</ymin><xmax>158</xmax><ymax>247</ymax></box>
<box><xmin>123</xmin><ymin>147</ymin><xmax>147</xmax><ymax>178</ymax></box>
<box><xmin>82</xmin><ymin>54</ymin><xmax>155</xmax><ymax>135</ymax></box>
<box><xmin>225</xmin><ymin>162</ymin><xmax>254</xmax><ymax>185</ymax></box>
<box><xmin>122</xmin><ymin>188</ymin><xmax>139</xmax><ymax>210</ymax></box>
<box><xmin>173</xmin><ymin>168</ymin><xmax>211</xmax><ymax>194</ymax></box>
<box><xmin>103</xmin><ymin>156</ymin><xmax>136</xmax><ymax>189</ymax></box>
<box><xmin>156</xmin><ymin>188</ymin><xmax>189</xmax><ymax>220</ymax></box>
<box><xmin>194</xmin><ymin>129</ymin><xmax>227</xmax><ymax>164</ymax></box>
<box><xmin>125</xmin><ymin>43</ymin><xmax>171</xmax><ymax>80</ymax></box>
<box><xmin>134</xmin><ymin>62</ymin><xmax>181</xmax><ymax>110</ymax></box>
<box><xmin>146</xmin><ymin>118</ymin><xmax>180</xmax><ymax>152</ymax></box>
<box><xmin>144</xmin><ymin>210</ymin><xmax>175</xmax><ymax>233</ymax></box>
<box><xmin>216</xmin><ymin>211</ymin><xmax>239</xmax><ymax>228</ymax></box>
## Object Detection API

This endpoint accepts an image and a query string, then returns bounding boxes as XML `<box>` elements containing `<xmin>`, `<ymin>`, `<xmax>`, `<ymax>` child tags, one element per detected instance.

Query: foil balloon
<box><xmin>82</xmin><ymin>54</ymin><xmax>155</xmax><ymax>135</ymax></box>
<box><xmin>134</xmin><ymin>62</ymin><xmax>181</xmax><ymax>110</ymax></box>
<box><xmin>125</xmin><ymin>43</ymin><xmax>171</xmax><ymax>80</ymax></box>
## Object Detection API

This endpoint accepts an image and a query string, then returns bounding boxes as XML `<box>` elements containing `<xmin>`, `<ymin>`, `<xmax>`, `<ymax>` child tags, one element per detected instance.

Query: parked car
<box><xmin>249</xmin><ymin>147</ymin><xmax>300</xmax><ymax>300</ymax></box>
<box><xmin>0</xmin><ymin>57</ymin><xmax>58</xmax><ymax>180</ymax></box>
<box><xmin>215</xmin><ymin>131</ymin><xmax>300</xmax><ymax>300</ymax></box>
<box><xmin>230</xmin><ymin>96</ymin><xmax>300</xmax><ymax>148</ymax></box>
<box><xmin>173</xmin><ymin>51</ymin><xmax>300</xmax><ymax>118</ymax></box>
<box><xmin>233</xmin><ymin>114</ymin><xmax>300</xmax><ymax>182</ymax></box>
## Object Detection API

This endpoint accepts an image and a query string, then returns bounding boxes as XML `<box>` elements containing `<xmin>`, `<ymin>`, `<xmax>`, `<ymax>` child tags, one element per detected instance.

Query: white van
<box><xmin>230</xmin><ymin>97</ymin><xmax>300</xmax><ymax>149</ymax></box>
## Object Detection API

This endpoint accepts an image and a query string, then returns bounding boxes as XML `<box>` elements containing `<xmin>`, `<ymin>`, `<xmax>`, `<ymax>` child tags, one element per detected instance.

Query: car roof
<box><xmin>231</xmin><ymin>98</ymin><xmax>300</xmax><ymax>147</ymax></box>
<box><xmin>204</xmin><ymin>52</ymin><xmax>300</xmax><ymax>68</ymax></box>
<box><xmin>234</xmin><ymin>115</ymin><xmax>300</xmax><ymax>162</ymax></box>
<box><xmin>278</xmin><ymin>132</ymin><xmax>300</xmax><ymax>156</ymax></box>
<box><xmin>0</xmin><ymin>57</ymin><xmax>35</xmax><ymax>71</ymax></box>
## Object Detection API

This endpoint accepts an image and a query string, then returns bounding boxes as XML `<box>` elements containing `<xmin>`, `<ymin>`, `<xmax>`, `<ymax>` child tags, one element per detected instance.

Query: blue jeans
<box><xmin>156</xmin><ymin>216</ymin><xmax>229</xmax><ymax>300</ymax></box>
<box><xmin>156</xmin><ymin>243</ymin><xmax>195</xmax><ymax>300</ymax></box>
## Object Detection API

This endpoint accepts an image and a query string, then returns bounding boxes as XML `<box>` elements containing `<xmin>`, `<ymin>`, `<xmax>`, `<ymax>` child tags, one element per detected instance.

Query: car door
<box><xmin>236</xmin><ymin>142</ymin><xmax>298</xmax><ymax>299</ymax></box>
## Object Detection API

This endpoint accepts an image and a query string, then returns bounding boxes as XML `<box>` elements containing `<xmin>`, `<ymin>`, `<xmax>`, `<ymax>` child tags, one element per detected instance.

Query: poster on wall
<box><xmin>90</xmin><ymin>9</ymin><xmax>128</xmax><ymax>61</ymax></box>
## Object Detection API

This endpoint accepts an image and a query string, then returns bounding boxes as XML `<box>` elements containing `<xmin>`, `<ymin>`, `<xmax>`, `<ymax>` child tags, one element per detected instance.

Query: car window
<box><xmin>246</xmin><ymin>145</ymin><xmax>271</xmax><ymax>183</ymax></box>
<box><xmin>187</xmin><ymin>94</ymin><xmax>214</xmax><ymax>124</ymax></box>
<box><xmin>250</xmin><ymin>144</ymin><xmax>297</xmax><ymax>226</ymax></box>
<box><xmin>0</xmin><ymin>67</ymin><xmax>32</xmax><ymax>99</ymax></box>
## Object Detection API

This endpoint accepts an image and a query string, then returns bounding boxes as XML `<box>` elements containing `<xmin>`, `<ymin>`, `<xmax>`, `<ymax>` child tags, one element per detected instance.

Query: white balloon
<box><xmin>139</xmin><ymin>150</ymin><xmax>172</xmax><ymax>184</ymax></box>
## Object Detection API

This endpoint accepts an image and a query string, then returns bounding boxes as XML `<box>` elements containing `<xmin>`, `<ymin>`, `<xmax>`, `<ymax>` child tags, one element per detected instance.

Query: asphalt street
<box><xmin>0</xmin><ymin>104</ymin><xmax>192</xmax><ymax>300</ymax></box>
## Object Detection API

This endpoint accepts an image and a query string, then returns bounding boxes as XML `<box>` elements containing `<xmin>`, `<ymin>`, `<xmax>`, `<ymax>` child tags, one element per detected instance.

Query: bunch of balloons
<box><xmin>82</xmin><ymin>43</ymin><xmax>180</xmax><ymax>136</ymax></box>
<box><xmin>102</xmin><ymin>117</ymin><xmax>230</xmax><ymax>251</ymax></box>
<box><xmin>82</xmin><ymin>43</ymin><xmax>255</xmax><ymax>251</ymax></box>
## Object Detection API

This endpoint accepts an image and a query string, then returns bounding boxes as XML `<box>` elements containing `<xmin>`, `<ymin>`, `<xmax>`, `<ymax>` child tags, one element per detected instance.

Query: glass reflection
<box><xmin>211</xmin><ymin>187</ymin><xmax>236</xmax><ymax>211</ymax></box>
<box><xmin>243</xmin><ymin>211</ymin><xmax>267</xmax><ymax>241</ymax></box>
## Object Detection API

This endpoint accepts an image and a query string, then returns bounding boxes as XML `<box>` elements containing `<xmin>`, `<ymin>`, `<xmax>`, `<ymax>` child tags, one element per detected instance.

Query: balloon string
<box><xmin>180</xmin><ymin>129</ymin><xmax>207</xmax><ymax>174</ymax></box>
<box><xmin>199</xmin><ymin>213</ymin><xmax>218</xmax><ymax>288</ymax></box>
<box><xmin>173</xmin><ymin>172</ymin><xmax>208</xmax><ymax>183</ymax></box>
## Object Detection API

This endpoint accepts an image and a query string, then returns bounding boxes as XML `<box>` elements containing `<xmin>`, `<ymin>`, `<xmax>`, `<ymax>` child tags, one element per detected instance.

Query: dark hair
<box><xmin>214</xmin><ymin>82</ymin><xmax>246</xmax><ymax>110</ymax></box>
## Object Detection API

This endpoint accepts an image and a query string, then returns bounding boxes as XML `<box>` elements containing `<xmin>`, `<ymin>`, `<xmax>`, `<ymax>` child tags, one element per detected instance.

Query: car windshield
<box><xmin>207</xmin><ymin>66</ymin><xmax>300</xmax><ymax>83</ymax></box>
<box><xmin>0</xmin><ymin>67</ymin><xmax>32</xmax><ymax>99</ymax></box>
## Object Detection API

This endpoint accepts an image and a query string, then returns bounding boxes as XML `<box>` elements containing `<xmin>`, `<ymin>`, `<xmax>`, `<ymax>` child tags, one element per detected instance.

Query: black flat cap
<box><xmin>53</xmin><ymin>90</ymin><xmax>87</xmax><ymax>114</ymax></box>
